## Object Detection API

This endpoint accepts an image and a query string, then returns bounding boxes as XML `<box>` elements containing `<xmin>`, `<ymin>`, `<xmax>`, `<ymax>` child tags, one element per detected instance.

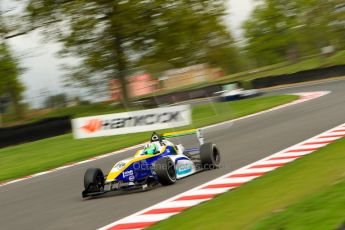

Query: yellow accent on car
<box><xmin>162</xmin><ymin>129</ymin><xmax>197</xmax><ymax>138</ymax></box>
<box><xmin>106</xmin><ymin>146</ymin><xmax>167</xmax><ymax>182</ymax></box>
<box><xmin>134</xmin><ymin>149</ymin><xmax>143</xmax><ymax>157</ymax></box>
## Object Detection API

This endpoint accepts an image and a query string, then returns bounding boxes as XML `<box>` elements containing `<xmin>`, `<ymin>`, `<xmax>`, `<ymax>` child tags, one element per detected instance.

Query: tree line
<box><xmin>1</xmin><ymin>0</ymin><xmax>344</xmax><ymax>113</ymax></box>
<box><xmin>243</xmin><ymin>0</ymin><xmax>345</xmax><ymax>66</ymax></box>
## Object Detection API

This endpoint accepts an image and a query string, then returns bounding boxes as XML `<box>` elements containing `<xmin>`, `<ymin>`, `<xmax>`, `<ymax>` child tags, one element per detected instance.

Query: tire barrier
<box><xmin>0</xmin><ymin>116</ymin><xmax>71</xmax><ymax>148</ymax></box>
<box><xmin>138</xmin><ymin>84</ymin><xmax>224</xmax><ymax>106</ymax></box>
<box><xmin>252</xmin><ymin>65</ymin><xmax>345</xmax><ymax>89</ymax></box>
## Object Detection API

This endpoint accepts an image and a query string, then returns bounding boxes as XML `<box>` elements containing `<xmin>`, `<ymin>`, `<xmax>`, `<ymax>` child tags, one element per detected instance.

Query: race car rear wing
<box><xmin>162</xmin><ymin>129</ymin><xmax>204</xmax><ymax>145</ymax></box>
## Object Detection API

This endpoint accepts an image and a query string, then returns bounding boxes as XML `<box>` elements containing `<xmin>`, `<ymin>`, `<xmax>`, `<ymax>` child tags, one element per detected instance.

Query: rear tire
<box><xmin>154</xmin><ymin>158</ymin><xmax>176</xmax><ymax>185</ymax></box>
<box><xmin>83</xmin><ymin>168</ymin><xmax>104</xmax><ymax>193</ymax></box>
<box><xmin>200</xmin><ymin>143</ymin><xmax>221</xmax><ymax>169</ymax></box>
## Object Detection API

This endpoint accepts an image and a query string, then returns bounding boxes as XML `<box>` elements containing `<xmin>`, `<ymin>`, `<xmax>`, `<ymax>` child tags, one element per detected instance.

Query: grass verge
<box><xmin>2</xmin><ymin>102</ymin><xmax>142</xmax><ymax>126</ymax></box>
<box><xmin>0</xmin><ymin>95</ymin><xmax>297</xmax><ymax>182</ymax></box>
<box><xmin>218</xmin><ymin>50</ymin><xmax>345</xmax><ymax>83</ymax></box>
<box><xmin>149</xmin><ymin>135</ymin><xmax>345</xmax><ymax>230</ymax></box>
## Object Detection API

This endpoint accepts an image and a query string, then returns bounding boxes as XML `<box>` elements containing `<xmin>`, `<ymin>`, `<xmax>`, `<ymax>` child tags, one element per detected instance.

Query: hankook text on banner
<box><xmin>72</xmin><ymin>105</ymin><xmax>191</xmax><ymax>139</ymax></box>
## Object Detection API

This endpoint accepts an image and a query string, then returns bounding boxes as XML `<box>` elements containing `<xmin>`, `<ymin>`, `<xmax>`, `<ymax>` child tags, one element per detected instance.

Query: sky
<box><xmin>5</xmin><ymin>0</ymin><xmax>255</xmax><ymax>107</ymax></box>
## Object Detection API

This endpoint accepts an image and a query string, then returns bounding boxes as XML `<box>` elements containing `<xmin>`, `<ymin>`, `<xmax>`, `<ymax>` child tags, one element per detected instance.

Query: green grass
<box><xmin>0</xmin><ymin>95</ymin><xmax>297</xmax><ymax>182</ymax></box>
<box><xmin>250</xmin><ymin>179</ymin><xmax>345</xmax><ymax>230</ymax></box>
<box><xmin>33</xmin><ymin>103</ymin><xmax>137</xmax><ymax>119</ymax></box>
<box><xmin>217</xmin><ymin>50</ymin><xmax>345</xmax><ymax>83</ymax></box>
<box><xmin>1</xmin><ymin>102</ymin><xmax>141</xmax><ymax>126</ymax></box>
<box><xmin>149</xmin><ymin>135</ymin><xmax>345</xmax><ymax>230</ymax></box>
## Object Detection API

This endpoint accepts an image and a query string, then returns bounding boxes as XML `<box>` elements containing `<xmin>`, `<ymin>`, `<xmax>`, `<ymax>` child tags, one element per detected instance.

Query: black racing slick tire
<box><xmin>83</xmin><ymin>168</ymin><xmax>104</xmax><ymax>193</ymax></box>
<box><xmin>200</xmin><ymin>143</ymin><xmax>221</xmax><ymax>169</ymax></box>
<box><xmin>154</xmin><ymin>157</ymin><xmax>176</xmax><ymax>185</ymax></box>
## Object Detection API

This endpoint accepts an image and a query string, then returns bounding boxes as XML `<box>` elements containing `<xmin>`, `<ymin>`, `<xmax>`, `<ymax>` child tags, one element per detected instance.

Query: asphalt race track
<box><xmin>1</xmin><ymin>79</ymin><xmax>345</xmax><ymax>230</ymax></box>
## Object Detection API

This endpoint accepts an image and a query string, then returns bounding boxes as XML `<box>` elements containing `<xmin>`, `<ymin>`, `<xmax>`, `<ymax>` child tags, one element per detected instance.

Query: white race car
<box><xmin>216</xmin><ymin>83</ymin><xmax>261</xmax><ymax>101</ymax></box>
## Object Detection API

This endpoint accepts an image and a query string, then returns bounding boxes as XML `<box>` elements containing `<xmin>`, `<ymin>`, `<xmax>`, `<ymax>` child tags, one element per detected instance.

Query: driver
<box><xmin>143</xmin><ymin>143</ymin><xmax>159</xmax><ymax>155</ymax></box>
<box><xmin>142</xmin><ymin>132</ymin><xmax>164</xmax><ymax>155</ymax></box>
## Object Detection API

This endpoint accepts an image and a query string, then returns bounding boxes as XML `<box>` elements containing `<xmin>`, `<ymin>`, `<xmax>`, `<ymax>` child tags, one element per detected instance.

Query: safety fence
<box><xmin>252</xmin><ymin>65</ymin><xmax>345</xmax><ymax>88</ymax></box>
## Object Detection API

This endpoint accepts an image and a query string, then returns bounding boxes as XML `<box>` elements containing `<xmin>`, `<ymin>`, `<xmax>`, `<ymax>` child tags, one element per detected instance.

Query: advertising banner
<box><xmin>72</xmin><ymin>105</ymin><xmax>191</xmax><ymax>139</ymax></box>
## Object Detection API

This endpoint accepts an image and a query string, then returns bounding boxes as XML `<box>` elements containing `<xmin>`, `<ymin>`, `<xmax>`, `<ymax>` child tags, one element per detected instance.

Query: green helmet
<box><xmin>144</xmin><ymin>143</ymin><xmax>158</xmax><ymax>155</ymax></box>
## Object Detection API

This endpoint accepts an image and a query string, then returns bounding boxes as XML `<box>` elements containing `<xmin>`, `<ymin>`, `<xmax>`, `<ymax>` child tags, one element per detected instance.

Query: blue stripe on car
<box><xmin>185</xmin><ymin>147</ymin><xmax>200</xmax><ymax>153</ymax></box>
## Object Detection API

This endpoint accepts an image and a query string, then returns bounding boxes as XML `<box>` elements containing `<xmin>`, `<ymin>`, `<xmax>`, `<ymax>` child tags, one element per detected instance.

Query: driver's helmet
<box><xmin>151</xmin><ymin>132</ymin><xmax>162</xmax><ymax>142</ymax></box>
<box><xmin>144</xmin><ymin>143</ymin><xmax>159</xmax><ymax>155</ymax></box>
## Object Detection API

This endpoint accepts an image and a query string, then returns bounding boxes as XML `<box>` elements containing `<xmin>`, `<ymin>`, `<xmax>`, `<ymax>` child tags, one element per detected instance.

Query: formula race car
<box><xmin>82</xmin><ymin>129</ymin><xmax>220</xmax><ymax>198</ymax></box>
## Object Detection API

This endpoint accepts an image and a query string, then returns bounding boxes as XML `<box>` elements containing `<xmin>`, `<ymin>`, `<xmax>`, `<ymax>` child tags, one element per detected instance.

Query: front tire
<box><xmin>154</xmin><ymin>157</ymin><xmax>176</xmax><ymax>185</ymax></box>
<box><xmin>200</xmin><ymin>143</ymin><xmax>221</xmax><ymax>169</ymax></box>
<box><xmin>83</xmin><ymin>168</ymin><xmax>104</xmax><ymax>193</ymax></box>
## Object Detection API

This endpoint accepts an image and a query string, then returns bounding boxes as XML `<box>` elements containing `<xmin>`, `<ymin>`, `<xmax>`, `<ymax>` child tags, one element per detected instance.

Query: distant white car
<box><xmin>216</xmin><ymin>83</ymin><xmax>261</xmax><ymax>101</ymax></box>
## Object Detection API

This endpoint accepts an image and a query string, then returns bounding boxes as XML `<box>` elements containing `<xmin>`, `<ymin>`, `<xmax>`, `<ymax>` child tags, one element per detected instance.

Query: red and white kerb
<box><xmin>100</xmin><ymin>96</ymin><xmax>345</xmax><ymax>230</ymax></box>
<box><xmin>99</xmin><ymin>123</ymin><xmax>345</xmax><ymax>230</ymax></box>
